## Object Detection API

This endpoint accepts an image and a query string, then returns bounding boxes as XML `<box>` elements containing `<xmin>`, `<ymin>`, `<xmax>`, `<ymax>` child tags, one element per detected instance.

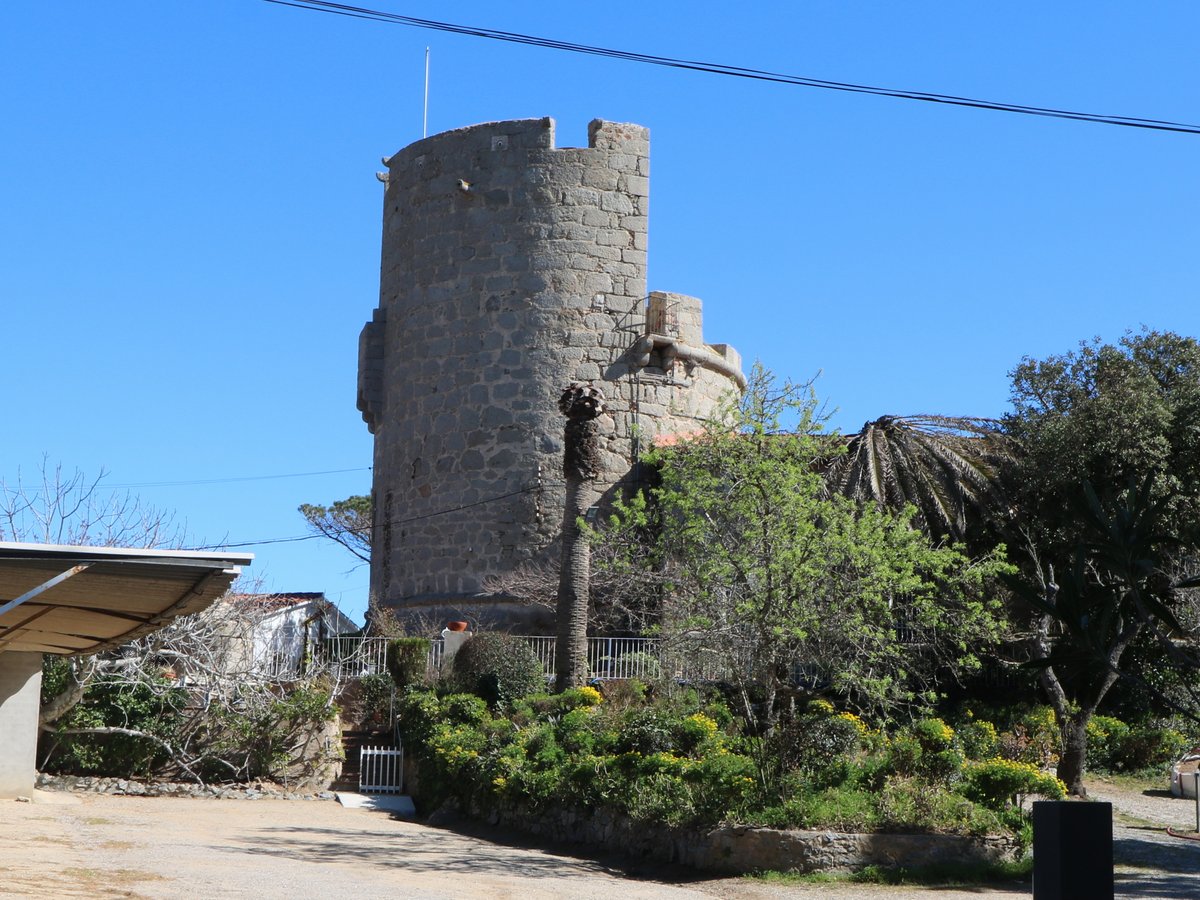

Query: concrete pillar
<box><xmin>441</xmin><ymin>627</ymin><xmax>473</xmax><ymax>664</ymax></box>
<box><xmin>0</xmin><ymin>652</ymin><xmax>43</xmax><ymax>799</ymax></box>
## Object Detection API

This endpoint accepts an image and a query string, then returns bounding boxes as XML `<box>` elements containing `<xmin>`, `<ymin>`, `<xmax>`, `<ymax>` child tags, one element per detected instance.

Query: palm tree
<box><xmin>555</xmin><ymin>382</ymin><xmax>606</xmax><ymax>691</ymax></box>
<box><xmin>826</xmin><ymin>415</ymin><xmax>1014</xmax><ymax>543</ymax></box>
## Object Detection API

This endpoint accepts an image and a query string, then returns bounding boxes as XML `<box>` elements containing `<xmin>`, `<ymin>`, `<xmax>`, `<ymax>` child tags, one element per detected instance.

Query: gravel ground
<box><xmin>1083</xmin><ymin>776</ymin><xmax>1200</xmax><ymax>899</ymax></box>
<box><xmin>1</xmin><ymin>780</ymin><xmax>1198</xmax><ymax>899</ymax></box>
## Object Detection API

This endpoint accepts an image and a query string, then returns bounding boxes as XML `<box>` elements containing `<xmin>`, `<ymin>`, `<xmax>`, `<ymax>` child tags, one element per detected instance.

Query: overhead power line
<box><xmin>106</xmin><ymin>466</ymin><xmax>371</xmax><ymax>489</ymax></box>
<box><xmin>187</xmin><ymin>483</ymin><xmax>544</xmax><ymax>551</ymax></box>
<box><xmin>260</xmin><ymin>0</ymin><xmax>1200</xmax><ymax>136</ymax></box>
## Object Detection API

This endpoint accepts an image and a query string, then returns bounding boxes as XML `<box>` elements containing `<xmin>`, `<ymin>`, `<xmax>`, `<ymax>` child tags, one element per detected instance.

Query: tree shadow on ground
<box><xmin>1111</xmin><ymin>827</ymin><xmax>1200</xmax><ymax>900</ymax></box>
<box><xmin>218</xmin><ymin>808</ymin><xmax>716</xmax><ymax>889</ymax></box>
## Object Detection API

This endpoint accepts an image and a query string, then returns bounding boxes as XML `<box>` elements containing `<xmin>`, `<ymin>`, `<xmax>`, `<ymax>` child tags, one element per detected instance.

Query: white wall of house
<box><xmin>250</xmin><ymin>603</ymin><xmax>358</xmax><ymax>675</ymax></box>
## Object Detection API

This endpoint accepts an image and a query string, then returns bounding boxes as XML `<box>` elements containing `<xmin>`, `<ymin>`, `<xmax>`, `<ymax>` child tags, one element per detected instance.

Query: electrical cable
<box><xmin>186</xmin><ymin>470</ymin><xmax>651</xmax><ymax>551</ymax></box>
<box><xmin>259</xmin><ymin>0</ymin><xmax>1200</xmax><ymax>136</ymax></box>
<box><xmin>106</xmin><ymin>466</ymin><xmax>371</xmax><ymax>489</ymax></box>
<box><xmin>187</xmin><ymin>482</ymin><xmax>548</xmax><ymax>550</ymax></box>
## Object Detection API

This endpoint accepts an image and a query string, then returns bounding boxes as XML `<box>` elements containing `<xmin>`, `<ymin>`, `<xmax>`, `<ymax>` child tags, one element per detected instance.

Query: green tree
<box><xmin>597</xmin><ymin>366</ymin><xmax>1011</xmax><ymax>729</ymax></box>
<box><xmin>298</xmin><ymin>495</ymin><xmax>373</xmax><ymax>563</ymax></box>
<box><xmin>1004</xmin><ymin>330</ymin><xmax>1200</xmax><ymax>795</ymax></box>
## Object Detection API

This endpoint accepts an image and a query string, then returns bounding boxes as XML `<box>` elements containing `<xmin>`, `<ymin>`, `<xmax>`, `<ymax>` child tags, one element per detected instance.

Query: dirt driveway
<box><xmin>0</xmin><ymin>791</ymin><xmax>1026</xmax><ymax>900</ymax></box>
<box><xmin>0</xmin><ymin>783</ymin><xmax>1196</xmax><ymax>899</ymax></box>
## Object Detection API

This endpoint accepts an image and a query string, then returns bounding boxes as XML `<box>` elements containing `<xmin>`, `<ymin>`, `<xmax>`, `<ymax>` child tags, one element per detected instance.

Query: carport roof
<box><xmin>0</xmin><ymin>542</ymin><xmax>252</xmax><ymax>656</ymax></box>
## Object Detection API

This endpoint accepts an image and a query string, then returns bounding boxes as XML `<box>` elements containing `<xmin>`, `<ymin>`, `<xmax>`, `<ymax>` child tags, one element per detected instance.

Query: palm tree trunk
<box><xmin>554</xmin><ymin>383</ymin><xmax>606</xmax><ymax>692</ymax></box>
<box><xmin>555</xmin><ymin>474</ymin><xmax>593</xmax><ymax>690</ymax></box>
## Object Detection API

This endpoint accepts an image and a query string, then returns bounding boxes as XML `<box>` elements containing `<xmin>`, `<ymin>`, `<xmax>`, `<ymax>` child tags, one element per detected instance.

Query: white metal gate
<box><xmin>359</xmin><ymin>744</ymin><xmax>404</xmax><ymax>794</ymax></box>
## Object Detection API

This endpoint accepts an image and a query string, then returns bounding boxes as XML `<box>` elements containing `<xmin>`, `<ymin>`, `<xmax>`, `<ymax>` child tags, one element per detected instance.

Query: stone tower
<box><xmin>358</xmin><ymin>117</ymin><xmax>743</xmax><ymax>624</ymax></box>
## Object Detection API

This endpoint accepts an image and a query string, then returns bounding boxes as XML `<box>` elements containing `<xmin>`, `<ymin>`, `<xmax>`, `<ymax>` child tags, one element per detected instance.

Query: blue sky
<box><xmin>3</xmin><ymin>2</ymin><xmax>1197</xmax><ymax>624</ymax></box>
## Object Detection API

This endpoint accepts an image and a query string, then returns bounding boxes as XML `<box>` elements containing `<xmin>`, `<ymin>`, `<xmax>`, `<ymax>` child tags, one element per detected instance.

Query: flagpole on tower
<box><xmin>423</xmin><ymin>47</ymin><xmax>430</xmax><ymax>138</ymax></box>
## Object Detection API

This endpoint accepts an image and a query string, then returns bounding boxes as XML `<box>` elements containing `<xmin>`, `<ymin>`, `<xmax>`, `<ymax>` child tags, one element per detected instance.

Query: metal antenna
<box><xmin>422</xmin><ymin>47</ymin><xmax>430</xmax><ymax>138</ymax></box>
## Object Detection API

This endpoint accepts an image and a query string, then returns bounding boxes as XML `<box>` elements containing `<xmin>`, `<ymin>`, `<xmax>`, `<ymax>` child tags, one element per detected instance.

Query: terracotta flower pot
<box><xmin>446</xmin><ymin>621</ymin><xmax>469</xmax><ymax>632</ymax></box>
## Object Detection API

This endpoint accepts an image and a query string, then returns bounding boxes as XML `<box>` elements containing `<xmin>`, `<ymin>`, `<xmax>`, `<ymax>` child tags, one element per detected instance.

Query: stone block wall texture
<box><xmin>433</xmin><ymin>797</ymin><xmax>1018</xmax><ymax>876</ymax></box>
<box><xmin>359</xmin><ymin>117</ymin><xmax>742</xmax><ymax>619</ymax></box>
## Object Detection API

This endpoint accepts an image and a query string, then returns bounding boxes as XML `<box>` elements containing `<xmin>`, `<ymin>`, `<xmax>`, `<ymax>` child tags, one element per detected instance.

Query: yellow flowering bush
<box><xmin>961</xmin><ymin>758</ymin><xmax>1066</xmax><ymax>810</ymax></box>
<box><xmin>677</xmin><ymin>712</ymin><xmax>721</xmax><ymax>753</ymax></box>
<box><xmin>835</xmin><ymin>711</ymin><xmax>872</xmax><ymax>739</ymax></box>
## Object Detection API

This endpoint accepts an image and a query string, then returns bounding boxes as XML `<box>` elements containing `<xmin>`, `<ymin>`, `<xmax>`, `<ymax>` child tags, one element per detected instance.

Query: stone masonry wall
<box><xmin>433</xmin><ymin>796</ymin><xmax>1018</xmax><ymax>876</ymax></box>
<box><xmin>359</xmin><ymin>117</ymin><xmax>742</xmax><ymax>620</ymax></box>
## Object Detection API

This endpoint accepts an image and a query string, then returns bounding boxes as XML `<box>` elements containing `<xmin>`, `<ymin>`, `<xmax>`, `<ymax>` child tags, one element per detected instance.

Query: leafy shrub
<box><xmin>357</xmin><ymin>673</ymin><xmax>395</xmax><ymax>725</ymax></box>
<box><xmin>676</xmin><ymin>712</ymin><xmax>721</xmax><ymax>755</ymax></box>
<box><xmin>752</xmin><ymin>784</ymin><xmax>878</xmax><ymax>831</ymax></box>
<box><xmin>451</xmin><ymin>633</ymin><xmax>544</xmax><ymax>707</ymax></box>
<box><xmin>877</xmin><ymin>777</ymin><xmax>1004</xmax><ymax>836</ymax></box>
<box><xmin>1117</xmin><ymin>725</ymin><xmax>1187</xmax><ymax>772</ymax></box>
<box><xmin>960</xmin><ymin>759</ymin><xmax>1066</xmax><ymax>810</ymax></box>
<box><xmin>956</xmin><ymin>717</ymin><xmax>1000</xmax><ymax>761</ymax></box>
<box><xmin>771</xmin><ymin>709</ymin><xmax>862</xmax><ymax>777</ymax></box>
<box><xmin>884</xmin><ymin>719</ymin><xmax>963</xmax><ymax>782</ymax></box>
<box><xmin>386</xmin><ymin>637</ymin><xmax>431</xmax><ymax>690</ymax></box>
<box><xmin>599</xmin><ymin>678</ymin><xmax>648</xmax><ymax>708</ymax></box>
<box><xmin>615</xmin><ymin>708</ymin><xmax>676</xmax><ymax>755</ymax></box>
<box><xmin>1086</xmin><ymin>715</ymin><xmax>1131</xmax><ymax>770</ymax></box>
<box><xmin>1078</xmin><ymin>715</ymin><xmax>1185</xmax><ymax>773</ymax></box>
<box><xmin>441</xmin><ymin>693</ymin><xmax>490</xmax><ymax>725</ymax></box>
<box><xmin>395</xmin><ymin>689</ymin><xmax>442</xmax><ymax>747</ymax></box>
<box><xmin>557</xmin><ymin>685</ymin><xmax>603</xmax><ymax>711</ymax></box>
<box><xmin>42</xmin><ymin>676</ymin><xmax>187</xmax><ymax>777</ymax></box>
<box><xmin>557</xmin><ymin>708</ymin><xmax>598</xmax><ymax>754</ymax></box>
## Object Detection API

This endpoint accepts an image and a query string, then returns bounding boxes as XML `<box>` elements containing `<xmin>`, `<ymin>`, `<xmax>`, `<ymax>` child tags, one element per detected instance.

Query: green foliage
<box><xmin>594</xmin><ymin>364</ymin><xmax>1013</xmax><ymax>725</ymax></box>
<box><xmin>396</xmin><ymin>689</ymin><xmax>444</xmax><ymax>748</ymax></box>
<box><xmin>556</xmin><ymin>685</ymin><xmax>604</xmax><ymax>711</ymax></box>
<box><xmin>769</xmin><ymin>710</ymin><xmax>863</xmax><ymax>783</ymax></box>
<box><xmin>386</xmin><ymin>637</ymin><xmax>431</xmax><ymax>690</ymax></box>
<box><xmin>451</xmin><ymin>633</ymin><xmax>545</xmax><ymax>707</ymax></box>
<box><xmin>441</xmin><ymin>692</ymin><xmax>490</xmax><ymax>725</ymax></box>
<box><xmin>959</xmin><ymin>759</ymin><xmax>1066</xmax><ymax>811</ymax></box>
<box><xmin>42</xmin><ymin>672</ymin><xmax>338</xmax><ymax>784</ymax></box>
<box><xmin>352</xmin><ymin>672</ymin><xmax>396</xmax><ymax>729</ymax></box>
<box><xmin>752</xmin><ymin>783</ymin><xmax>879</xmax><ymax>831</ymax></box>
<box><xmin>1118</xmin><ymin>725</ymin><xmax>1187</xmax><ymax>772</ymax></box>
<box><xmin>881</xmin><ymin>718</ymin><xmax>964</xmax><ymax>783</ymax></box>
<box><xmin>1086</xmin><ymin>715</ymin><xmax>1131</xmax><ymax>770</ymax></box>
<box><xmin>614</xmin><ymin>708</ymin><xmax>676</xmax><ymax>755</ymax></box>
<box><xmin>1084</xmin><ymin>715</ymin><xmax>1187</xmax><ymax>773</ymax></box>
<box><xmin>877</xmin><ymin>777</ymin><xmax>1003</xmax><ymax>835</ymax></box>
<box><xmin>399</xmin><ymin>681</ymin><xmax>1027</xmax><ymax>840</ymax></box>
<box><xmin>956</xmin><ymin>717</ymin><xmax>1000</xmax><ymax>761</ymax></box>
<box><xmin>1004</xmin><ymin>331</ymin><xmax>1200</xmax><ymax>787</ymax></box>
<box><xmin>298</xmin><ymin>494</ymin><xmax>372</xmax><ymax>563</ymax></box>
<box><xmin>357</xmin><ymin>674</ymin><xmax>395</xmax><ymax>725</ymax></box>
<box><xmin>42</xmin><ymin>676</ymin><xmax>187</xmax><ymax>777</ymax></box>
<box><xmin>1006</xmin><ymin>330</ymin><xmax>1200</xmax><ymax>555</ymax></box>
<box><xmin>203</xmin><ymin>684</ymin><xmax>337</xmax><ymax>780</ymax></box>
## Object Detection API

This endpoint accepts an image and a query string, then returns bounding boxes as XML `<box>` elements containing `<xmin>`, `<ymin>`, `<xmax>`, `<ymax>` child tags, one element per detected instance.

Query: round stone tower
<box><xmin>358</xmin><ymin>117</ymin><xmax>743</xmax><ymax>625</ymax></box>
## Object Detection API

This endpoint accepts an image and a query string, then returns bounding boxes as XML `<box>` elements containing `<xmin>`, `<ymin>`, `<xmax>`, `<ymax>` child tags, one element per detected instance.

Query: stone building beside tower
<box><xmin>357</xmin><ymin>117</ymin><xmax>744</xmax><ymax>625</ymax></box>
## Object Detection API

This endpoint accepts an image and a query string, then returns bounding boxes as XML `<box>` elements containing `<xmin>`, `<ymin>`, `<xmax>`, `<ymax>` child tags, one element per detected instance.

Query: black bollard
<box><xmin>1032</xmin><ymin>801</ymin><xmax>1114</xmax><ymax>900</ymax></box>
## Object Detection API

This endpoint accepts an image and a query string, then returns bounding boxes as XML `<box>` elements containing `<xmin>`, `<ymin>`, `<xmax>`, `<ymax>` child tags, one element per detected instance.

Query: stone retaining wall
<box><xmin>439</xmin><ymin>795</ymin><xmax>1018</xmax><ymax>875</ymax></box>
<box><xmin>35</xmin><ymin>773</ymin><xmax>336</xmax><ymax>802</ymax></box>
